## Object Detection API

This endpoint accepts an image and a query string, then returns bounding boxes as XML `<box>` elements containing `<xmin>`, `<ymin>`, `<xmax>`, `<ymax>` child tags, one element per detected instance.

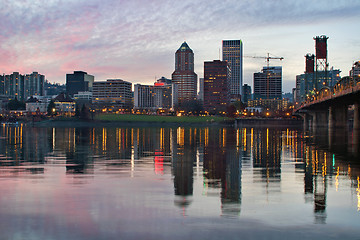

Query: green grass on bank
<box><xmin>94</xmin><ymin>114</ymin><xmax>232</xmax><ymax>123</ymax></box>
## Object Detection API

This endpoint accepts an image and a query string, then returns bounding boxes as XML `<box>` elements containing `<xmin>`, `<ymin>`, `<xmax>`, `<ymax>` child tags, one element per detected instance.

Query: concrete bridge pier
<box><xmin>300</xmin><ymin>113</ymin><xmax>311</xmax><ymax>132</ymax></box>
<box><xmin>311</xmin><ymin>111</ymin><xmax>328</xmax><ymax>132</ymax></box>
<box><xmin>334</xmin><ymin>105</ymin><xmax>348</xmax><ymax>129</ymax></box>
<box><xmin>329</xmin><ymin>105</ymin><xmax>348</xmax><ymax>150</ymax></box>
<box><xmin>328</xmin><ymin>106</ymin><xmax>334</xmax><ymax>134</ymax></box>
<box><xmin>310</xmin><ymin>112</ymin><xmax>317</xmax><ymax>133</ymax></box>
<box><xmin>328</xmin><ymin>106</ymin><xmax>335</xmax><ymax>149</ymax></box>
<box><xmin>353</xmin><ymin>102</ymin><xmax>360</xmax><ymax>155</ymax></box>
<box><xmin>328</xmin><ymin>105</ymin><xmax>348</xmax><ymax>131</ymax></box>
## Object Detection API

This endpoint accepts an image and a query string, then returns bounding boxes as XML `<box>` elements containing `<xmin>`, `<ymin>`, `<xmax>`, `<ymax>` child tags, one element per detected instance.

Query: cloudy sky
<box><xmin>0</xmin><ymin>0</ymin><xmax>359</xmax><ymax>92</ymax></box>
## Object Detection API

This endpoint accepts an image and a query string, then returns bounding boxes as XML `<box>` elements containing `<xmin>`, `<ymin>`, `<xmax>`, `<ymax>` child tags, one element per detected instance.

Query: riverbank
<box><xmin>235</xmin><ymin>118</ymin><xmax>302</xmax><ymax>128</ymax></box>
<box><xmin>30</xmin><ymin>114</ymin><xmax>235</xmax><ymax>128</ymax></box>
<box><xmin>13</xmin><ymin>114</ymin><xmax>303</xmax><ymax>128</ymax></box>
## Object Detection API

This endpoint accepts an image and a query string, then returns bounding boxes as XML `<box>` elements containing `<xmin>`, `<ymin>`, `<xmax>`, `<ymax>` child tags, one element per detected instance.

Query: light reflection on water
<box><xmin>0</xmin><ymin>125</ymin><xmax>359</xmax><ymax>239</ymax></box>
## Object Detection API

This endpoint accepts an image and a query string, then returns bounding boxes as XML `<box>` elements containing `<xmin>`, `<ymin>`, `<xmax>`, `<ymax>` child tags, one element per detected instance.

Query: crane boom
<box><xmin>246</xmin><ymin>53</ymin><xmax>284</xmax><ymax>69</ymax></box>
<box><xmin>244</xmin><ymin>53</ymin><xmax>284</xmax><ymax>99</ymax></box>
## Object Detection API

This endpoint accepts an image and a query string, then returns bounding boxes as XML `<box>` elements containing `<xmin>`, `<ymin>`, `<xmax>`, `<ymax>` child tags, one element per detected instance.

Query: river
<box><xmin>0</xmin><ymin>124</ymin><xmax>359</xmax><ymax>239</ymax></box>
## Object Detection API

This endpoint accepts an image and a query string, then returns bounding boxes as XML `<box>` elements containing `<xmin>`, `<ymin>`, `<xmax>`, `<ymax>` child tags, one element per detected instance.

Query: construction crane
<box><xmin>245</xmin><ymin>53</ymin><xmax>284</xmax><ymax>69</ymax></box>
<box><xmin>245</xmin><ymin>53</ymin><xmax>284</xmax><ymax>99</ymax></box>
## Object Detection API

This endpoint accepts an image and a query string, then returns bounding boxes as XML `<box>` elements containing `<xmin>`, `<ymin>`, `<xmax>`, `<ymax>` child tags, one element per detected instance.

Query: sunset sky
<box><xmin>1</xmin><ymin>0</ymin><xmax>359</xmax><ymax>92</ymax></box>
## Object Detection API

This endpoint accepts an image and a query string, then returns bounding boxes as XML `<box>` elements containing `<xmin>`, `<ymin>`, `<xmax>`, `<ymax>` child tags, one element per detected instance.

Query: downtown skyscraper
<box><xmin>171</xmin><ymin>42</ymin><xmax>197</xmax><ymax>105</ymax></box>
<box><xmin>203</xmin><ymin>60</ymin><xmax>231</xmax><ymax>113</ymax></box>
<box><xmin>222</xmin><ymin>40</ymin><xmax>243</xmax><ymax>101</ymax></box>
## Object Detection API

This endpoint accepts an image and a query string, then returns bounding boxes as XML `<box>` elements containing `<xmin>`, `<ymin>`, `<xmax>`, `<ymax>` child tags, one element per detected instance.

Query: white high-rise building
<box><xmin>222</xmin><ymin>40</ymin><xmax>243</xmax><ymax>101</ymax></box>
<box><xmin>134</xmin><ymin>81</ymin><xmax>178</xmax><ymax>111</ymax></box>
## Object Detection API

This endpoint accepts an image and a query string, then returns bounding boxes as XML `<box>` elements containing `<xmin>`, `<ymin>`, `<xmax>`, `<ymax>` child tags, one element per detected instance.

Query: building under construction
<box><xmin>250</xmin><ymin>66</ymin><xmax>284</xmax><ymax>111</ymax></box>
<box><xmin>253</xmin><ymin>66</ymin><xmax>282</xmax><ymax>100</ymax></box>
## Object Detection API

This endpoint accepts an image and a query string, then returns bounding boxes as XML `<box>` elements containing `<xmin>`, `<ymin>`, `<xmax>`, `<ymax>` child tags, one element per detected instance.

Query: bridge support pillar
<box><xmin>338</xmin><ymin>106</ymin><xmax>348</xmax><ymax>129</ymax></box>
<box><xmin>328</xmin><ymin>106</ymin><xmax>334</xmax><ymax>132</ymax></box>
<box><xmin>353</xmin><ymin>102</ymin><xmax>360</xmax><ymax>155</ymax></box>
<box><xmin>328</xmin><ymin>106</ymin><xmax>335</xmax><ymax>148</ymax></box>
<box><xmin>309</xmin><ymin>111</ymin><xmax>327</xmax><ymax>133</ymax></box>
<box><xmin>303</xmin><ymin>113</ymin><xmax>310</xmax><ymax>131</ymax></box>
<box><xmin>354</xmin><ymin>102</ymin><xmax>360</xmax><ymax>131</ymax></box>
<box><xmin>311</xmin><ymin>112</ymin><xmax>317</xmax><ymax>133</ymax></box>
<box><xmin>329</xmin><ymin>105</ymin><xmax>348</xmax><ymax>129</ymax></box>
<box><xmin>329</xmin><ymin>105</ymin><xmax>348</xmax><ymax>150</ymax></box>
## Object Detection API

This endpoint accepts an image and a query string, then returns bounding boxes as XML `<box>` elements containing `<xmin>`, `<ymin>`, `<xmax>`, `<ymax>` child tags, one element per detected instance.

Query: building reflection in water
<box><xmin>252</xmin><ymin>128</ymin><xmax>281</xmax><ymax>184</ymax></box>
<box><xmin>1</xmin><ymin>124</ymin><xmax>360</xmax><ymax>220</ymax></box>
<box><xmin>203</xmin><ymin>128</ymin><xmax>242</xmax><ymax>217</ymax></box>
<box><xmin>172</xmin><ymin>127</ymin><xmax>195</xmax><ymax>209</ymax></box>
<box><xmin>0</xmin><ymin>124</ymin><xmax>49</xmax><ymax>175</ymax></box>
<box><xmin>300</xmin><ymin>127</ymin><xmax>360</xmax><ymax>223</ymax></box>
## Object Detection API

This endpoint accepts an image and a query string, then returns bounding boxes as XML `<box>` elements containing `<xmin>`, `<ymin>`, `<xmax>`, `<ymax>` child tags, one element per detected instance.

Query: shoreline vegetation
<box><xmin>21</xmin><ymin>113</ymin><xmax>302</xmax><ymax>128</ymax></box>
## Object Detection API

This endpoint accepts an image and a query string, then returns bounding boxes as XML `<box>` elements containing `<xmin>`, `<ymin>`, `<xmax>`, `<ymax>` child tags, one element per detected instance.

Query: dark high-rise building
<box><xmin>171</xmin><ymin>42</ymin><xmax>197</xmax><ymax>105</ymax></box>
<box><xmin>254</xmin><ymin>66</ymin><xmax>282</xmax><ymax>100</ymax></box>
<box><xmin>242</xmin><ymin>84</ymin><xmax>251</xmax><ymax>104</ymax></box>
<box><xmin>222</xmin><ymin>40</ymin><xmax>243</xmax><ymax>101</ymax></box>
<box><xmin>66</xmin><ymin>71</ymin><xmax>94</xmax><ymax>96</ymax></box>
<box><xmin>203</xmin><ymin>60</ymin><xmax>230</xmax><ymax>113</ymax></box>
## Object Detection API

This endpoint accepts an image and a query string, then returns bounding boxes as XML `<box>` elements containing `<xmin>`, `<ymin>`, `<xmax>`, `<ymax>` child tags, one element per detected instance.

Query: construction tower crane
<box><xmin>245</xmin><ymin>53</ymin><xmax>284</xmax><ymax>99</ymax></box>
<box><xmin>246</xmin><ymin>53</ymin><xmax>284</xmax><ymax>69</ymax></box>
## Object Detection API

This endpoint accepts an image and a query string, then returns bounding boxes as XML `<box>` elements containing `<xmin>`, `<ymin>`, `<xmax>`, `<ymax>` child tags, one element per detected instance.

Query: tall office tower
<box><xmin>203</xmin><ymin>60</ymin><xmax>231</xmax><ymax>112</ymax></box>
<box><xmin>66</xmin><ymin>71</ymin><xmax>94</xmax><ymax>96</ymax></box>
<box><xmin>171</xmin><ymin>42</ymin><xmax>197</xmax><ymax>106</ymax></box>
<box><xmin>253</xmin><ymin>66</ymin><xmax>282</xmax><ymax>100</ymax></box>
<box><xmin>222</xmin><ymin>40</ymin><xmax>243</xmax><ymax>101</ymax></box>
<box><xmin>242</xmin><ymin>84</ymin><xmax>251</xmax><ymax>104</ymax></box>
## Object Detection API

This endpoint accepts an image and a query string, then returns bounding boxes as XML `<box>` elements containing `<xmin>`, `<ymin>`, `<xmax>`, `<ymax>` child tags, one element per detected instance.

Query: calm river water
<box><xmin>0</xmin><ymin>124</ymin><xmax>359</xmax><ymax>239</ymax></box>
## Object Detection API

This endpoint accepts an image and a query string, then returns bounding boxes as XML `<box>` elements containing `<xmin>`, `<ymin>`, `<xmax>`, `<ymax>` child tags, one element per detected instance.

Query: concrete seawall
<box><xmin>235</xmin><ymin>118</ymin><xmax>302</xmax><ymax>128</ymax></box>
<box><xmin>29</xmin><ymin>119</ymin><xmax>235</xmax><ymax>128</ymax></box>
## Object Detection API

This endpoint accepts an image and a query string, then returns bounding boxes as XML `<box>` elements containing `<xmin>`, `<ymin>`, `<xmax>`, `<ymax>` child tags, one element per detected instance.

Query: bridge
<box><xmin>294</xmin><ymin>76</ymin><xmax>360</xmax><ymax>153</ymax></box>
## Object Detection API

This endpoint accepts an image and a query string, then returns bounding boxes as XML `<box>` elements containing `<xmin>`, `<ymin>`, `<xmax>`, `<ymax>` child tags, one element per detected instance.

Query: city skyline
<box><xmin>0</xmin><ymin>0</ymin><xmax>359</xmax><ymax>92</ymax></box>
